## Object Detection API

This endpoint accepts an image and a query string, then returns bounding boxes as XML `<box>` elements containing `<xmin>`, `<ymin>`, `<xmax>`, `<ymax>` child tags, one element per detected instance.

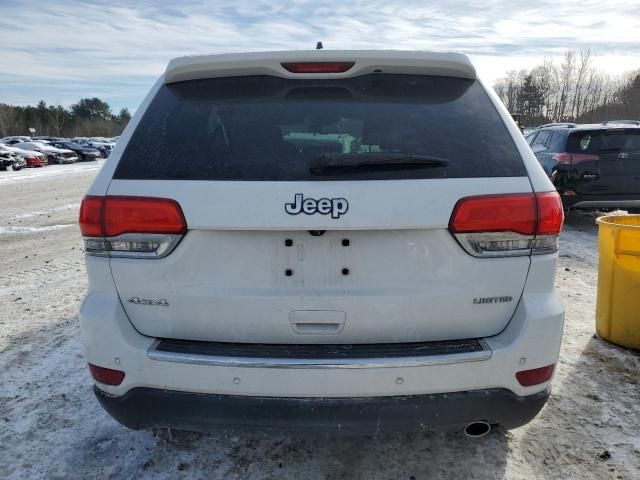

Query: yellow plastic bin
<box><xmin>595</xmin><ymin>214</ymin><xmax>640</xmax><ymax>349</ymax></box>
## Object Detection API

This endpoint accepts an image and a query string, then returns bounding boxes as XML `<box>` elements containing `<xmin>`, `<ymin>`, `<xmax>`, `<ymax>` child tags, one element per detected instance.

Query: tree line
<box><xmin>0</xmin><ymin>98</ymin><xmax>131</xmax><ymax>138</ymax></box>
<box><xmin>494</xmin><ymin>49</ymin><xmax>640</xmax><ymax>127</ymax></box>
<box><xmin>3</xmin><ymin>55</ymin><xmax>639</xmax><ymax>136</ymax></box>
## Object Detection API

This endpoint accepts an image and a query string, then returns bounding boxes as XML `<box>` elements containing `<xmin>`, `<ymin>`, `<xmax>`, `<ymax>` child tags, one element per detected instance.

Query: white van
<box><xmin>79</xmin><ymin>51</ymin><xmax>564</xmax><ymax>436</ymax></box>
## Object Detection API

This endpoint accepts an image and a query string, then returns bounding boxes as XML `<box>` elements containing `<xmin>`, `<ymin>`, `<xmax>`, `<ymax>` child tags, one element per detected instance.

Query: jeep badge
<box><xmin>285</xmin><ymin>193</ymin><xmax>348</xmax><ymax>219</ymax></box>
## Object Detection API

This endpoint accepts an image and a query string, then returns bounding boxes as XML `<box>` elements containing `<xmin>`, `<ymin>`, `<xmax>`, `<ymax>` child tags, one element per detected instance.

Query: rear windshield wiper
<box><xmin>310</xmin><ymin>152</ymin><xmax>449</xmax><ymax>174</ymax></box>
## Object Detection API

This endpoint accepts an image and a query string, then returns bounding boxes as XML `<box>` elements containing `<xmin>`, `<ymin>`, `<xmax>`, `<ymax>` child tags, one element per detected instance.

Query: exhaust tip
<box><xmin>464</xmin><ymin>421</ymin><xmax>491</xmax><ymax>438</ymax></box>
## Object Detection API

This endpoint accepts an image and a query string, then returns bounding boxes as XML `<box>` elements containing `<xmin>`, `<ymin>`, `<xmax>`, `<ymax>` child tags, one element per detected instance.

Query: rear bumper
<box><xmin>562</xmin><ymin>193</ymin><xmax>640</xmax><ymax>210</ymax></box>
<box><xmin>81</xmin><ymin>254</ymin><xmax>564</xmax><ymax>432</ymax></box>
<box><xmin>95</xmin><ymin>386</ymin><xmax>550</xmax><ymax>434</ymax></box>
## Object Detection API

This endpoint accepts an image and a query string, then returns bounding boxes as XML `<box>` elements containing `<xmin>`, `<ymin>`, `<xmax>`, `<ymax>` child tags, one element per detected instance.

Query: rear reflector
<box><xmin>79</xmin><ymin>196</ymin><xmax>186</xmax><ymax>258</ymax></box>
<box><xmin>449</xmin><ymin>192</ymin><xmax>564</xmax><ymax>257</ymax></box>
<box><xmin>281</xmin><ymin>62</ymin><xmax>355</xmax><ymax>74</ymax></box>
<box><xmin>516</xmin><ymin>364</ymin><xmax>555</xmax><ymax>386</ymax></box>
<box><xmin>89</xmin><ymin>363</ymin><xmax>125</xmax><ymax>386</ymax></box>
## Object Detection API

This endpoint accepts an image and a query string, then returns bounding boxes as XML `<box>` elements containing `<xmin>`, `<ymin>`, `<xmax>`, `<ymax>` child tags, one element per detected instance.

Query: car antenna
<box><xmin>316</xmin><ymin>41</ymin><xmax>323</xmax><ymax>50</ymax></box>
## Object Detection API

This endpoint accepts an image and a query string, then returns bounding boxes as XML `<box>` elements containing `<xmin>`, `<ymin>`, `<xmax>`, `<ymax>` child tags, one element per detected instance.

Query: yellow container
<box><xmin>595</xmin><ymin>214</ymin><xmax>640</xmax><ymax>350</ymax></box>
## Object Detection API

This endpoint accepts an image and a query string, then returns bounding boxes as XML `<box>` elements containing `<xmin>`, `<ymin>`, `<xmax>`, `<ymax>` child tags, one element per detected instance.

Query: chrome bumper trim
<box><xmin>147</xmin><ymin>339</ymin><xmax>493</xmax><ymax>369</ymax></box>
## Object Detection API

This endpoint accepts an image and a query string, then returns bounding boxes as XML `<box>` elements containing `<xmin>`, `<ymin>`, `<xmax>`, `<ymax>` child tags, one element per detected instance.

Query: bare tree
<box><xmin>556</xmin><ymin>50</ymin><xmax>575</xmax><ymax>121</ymax></box>
<box><xmin>493</xmin><ymin>49</ymin><xmax>639</xmax><ymax>126</ymax></box>
<box><xmin>50</xmin><ymin>104</ymin><xmax>67</xmax><ymax>137</ymax></box>
<box><xmin>571</xmin><ymin>49</ymin><xmax>592</xmax><ymax>119</ymax></box>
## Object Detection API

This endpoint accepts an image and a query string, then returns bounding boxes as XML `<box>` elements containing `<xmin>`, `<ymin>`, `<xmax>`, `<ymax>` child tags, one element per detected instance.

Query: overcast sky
<box><xmin>1</xmin><ymin>0</ymin><xmax>639</xmax><ymax>112</ymax></box>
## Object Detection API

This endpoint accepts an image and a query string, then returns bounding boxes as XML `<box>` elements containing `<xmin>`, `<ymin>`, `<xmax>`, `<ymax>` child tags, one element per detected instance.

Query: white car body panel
<box><xmin>81</xmin><ymin>254</ymin><xmax>563</xmax><ymax>398</ymax></box>
<box><xmin>107</xmin><ymin>176</ymin><xmax>533</xmax><ymax>343</ymax></box>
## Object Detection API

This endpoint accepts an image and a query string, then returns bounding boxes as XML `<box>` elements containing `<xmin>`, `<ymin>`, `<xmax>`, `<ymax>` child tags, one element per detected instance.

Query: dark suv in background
<box><xmin>51</xmin><ymin>141</ymin><xmax>102</xmax><ymax>162</ymax></box>
<box><xmin>526</xmin><ymin>121</ymin><xmax>640</xmax><ymax>211</ymax></box>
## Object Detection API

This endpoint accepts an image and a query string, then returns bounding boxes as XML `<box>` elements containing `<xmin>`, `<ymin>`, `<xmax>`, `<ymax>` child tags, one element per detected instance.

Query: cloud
<box><xmin>1</xmin><ymin>0</ymin><xmax>638</xmax><ymax>111</ymax></box>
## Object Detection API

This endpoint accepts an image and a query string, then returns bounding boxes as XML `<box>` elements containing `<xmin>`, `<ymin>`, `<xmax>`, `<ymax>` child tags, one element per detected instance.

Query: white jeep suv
<box><xmin>79</xmin><ymin>51</ymin><xmax>564</xmax><ymax>436</ymax></box>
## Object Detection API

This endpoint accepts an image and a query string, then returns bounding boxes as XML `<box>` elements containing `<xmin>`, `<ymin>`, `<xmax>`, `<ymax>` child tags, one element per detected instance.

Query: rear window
<box><xmin>568</xmin><ymin>130</ymin><xmax>640</xmax><ymax>154</ymax></box>
<box><xmin>115</xmin><ymin>74</ymin><xmax>526</xmax><ymax>181</ymax></box>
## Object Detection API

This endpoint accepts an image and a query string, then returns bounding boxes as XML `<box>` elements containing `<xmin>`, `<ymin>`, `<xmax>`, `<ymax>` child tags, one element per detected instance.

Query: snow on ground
<box><xmin>0</xmin><ymin>159</ymin><xmax>103</xmax><ymax>186</ymax></box>
<box><xmin>0</xmin><ymin>224</ymin><xmax>75</xmax><ymax>234</ymax></box>
<box><xmin>13</xmin><ymin>203</ymin><xmax>80</xmax><ymax>220</ymax></box>
<box><xmin>0</xmin><ymin>166</ymin><xmax>639</xmax><ymax>479</ymax></box>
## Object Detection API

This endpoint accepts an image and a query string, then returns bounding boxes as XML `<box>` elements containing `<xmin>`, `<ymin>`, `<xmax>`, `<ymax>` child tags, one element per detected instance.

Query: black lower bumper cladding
<box><xmin>95</xmin><ymin>386</ymin><xmax>549</xmax><ymax>435</ymax></box>
<box><xmin>563</xmin><ymin>193</ymin><xmax>640</xmax><ymax>209</ymax></box>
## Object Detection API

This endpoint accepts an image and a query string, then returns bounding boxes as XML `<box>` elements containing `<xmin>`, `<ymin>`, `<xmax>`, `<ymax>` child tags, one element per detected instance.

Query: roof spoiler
<box><xmin>164</xmin><ymin>50</ymin><xmax>476</xmax><ymax>84</ymax></box>
<box><xmin>537</xmin><ymin>123</ymin><xmax>576</xmax><ymax>129</ymax></box>
<box><xmin>601</xmin><ymin>120</ymin><xmax>640</xmax><ymax>126</ymax></box>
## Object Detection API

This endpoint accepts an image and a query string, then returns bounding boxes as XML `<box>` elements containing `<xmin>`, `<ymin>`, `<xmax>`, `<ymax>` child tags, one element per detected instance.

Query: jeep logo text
<box><xmin>285</xmin><ymin>193</ymin><xmax>348</xmax><ymax>219</ymax></box>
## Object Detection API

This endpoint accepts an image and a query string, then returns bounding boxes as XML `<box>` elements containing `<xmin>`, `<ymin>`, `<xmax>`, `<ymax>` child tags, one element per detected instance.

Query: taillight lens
<box><xmin>449</xmin><ymin>194</ymin><xmax>536</xmax><ymax>235</ymax></box>
<box><xmin>102</xmin><ymin>197</ymin><xmax>186</xmax><ymax>237</ymax></box>
<box><xmin>516</xmin><ymin>364</ymin><xmax>555</xmax><ymax>386</ymax></box>
<box><xmin>449</xmin><ymin>192</ymin><xmax>564</xmax><ymax>257</ymax></box>
<box><xmin>281</xmin><ymin>62</ymin><xmax>355</xmax><ymax>73</ymax></box>
<box><xmin>536</xmin><ymin>192</ymin><xmax>564</xmax><ymax>235</ymax></box>
<box><xmin>89</xmin><ymin>363</ymin><xmax>125</xmax><ymax>386</ymax></box>
<box><xmin>79</xmin><ymin>196</ymin><xmax>186</xmax><ymax>258</ymax></box>
<box><xmin>552</xmin><ymin>153</ymin><xmax>599</xmax><ymax>164</ymax></box>
<box><xmin>79</xmin><ymin>196</ymin><xmax>105</xmax><ymax>237</ymax></box>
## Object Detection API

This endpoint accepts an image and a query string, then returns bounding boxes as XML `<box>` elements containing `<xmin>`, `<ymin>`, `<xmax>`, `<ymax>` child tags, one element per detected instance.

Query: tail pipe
<box><xmin>463</xmin><ymin>421</ymin><xmax>492</xmax><ymax>438</ymax></box>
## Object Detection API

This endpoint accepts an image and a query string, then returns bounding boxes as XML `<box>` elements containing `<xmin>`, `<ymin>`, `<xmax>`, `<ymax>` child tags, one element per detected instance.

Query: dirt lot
<box><xmin>0</xmin><ymin>165</ymin><xmax>639</xmax><ymax>480</ymax></box>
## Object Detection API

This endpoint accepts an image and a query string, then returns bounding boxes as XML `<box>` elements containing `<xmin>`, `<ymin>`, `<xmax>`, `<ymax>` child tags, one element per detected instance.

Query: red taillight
<box><xmin>552</xmin><ymin>153</ymin><xmax>599</xmax><ymax>164</ymax></box>
<box><xmin>103</xmin><ymin>196</ymin><xmax>186</xmax><ymax>237</ymax></box>
<box><xmin>79</xmin><ymin>196</ymin><xmax>105</xmax><ymax>237</ymax></box>
<box><xmin>79</xmin><ymin>196</ymin><xmax>186</xmax><ymax>237</ymax></box>
<box><xmin>79</xmin><ymin>196</ymin><xmax>186</xmax><ymax>258</ymax></box>
<box><xmin>516</xmin><ymin>364</ymin><xmax>555</xmax><ymax>386</ymax></box>
<box><xmin>449</xmin><ymin>194</ymin><xmax>536</xmax><ymax>235</ymax></box>
<box><xmin>281</xmin><ymin>62</ymin><xmax>355</xmax><ymax>73</ymax></box>
<box><xmin>89</xmin><ymin>363</ymin><xmax>125</xmax><ymax>386</ymax></box>
<box><xmin>449</xmin><ymin>192</ymin><xmax>564</xmax><ymax>257</ymax></box>
<box><xmin>535</xmin><ymin>192</ymin><xmax>564</xmax><ymax>235</ymax></box>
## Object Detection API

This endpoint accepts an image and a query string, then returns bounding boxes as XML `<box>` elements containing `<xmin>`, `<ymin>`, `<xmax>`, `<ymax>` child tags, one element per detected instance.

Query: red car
<box><xmin>24</xmin><ymin>153</ymin><xmax>47</xmax><ymax>167</ymax></box>
<box><xmin>0</xmin><ymin>145</ymin><xmax>48</xmax><ymax>167</ymax></box>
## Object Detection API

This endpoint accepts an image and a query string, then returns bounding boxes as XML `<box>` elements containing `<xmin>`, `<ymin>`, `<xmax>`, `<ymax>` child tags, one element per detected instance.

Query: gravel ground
<box><xmin>0</xmin><ymin>165</ymin><xmax>639</xmax><ymax>480</ymax></box>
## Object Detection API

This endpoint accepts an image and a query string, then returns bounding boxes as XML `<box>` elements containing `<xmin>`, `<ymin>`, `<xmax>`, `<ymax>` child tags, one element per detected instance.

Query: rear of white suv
<box><xmin>79</xmin><ymin>51</ymin><xmax>564</xmax><ymax>435</ymax></box>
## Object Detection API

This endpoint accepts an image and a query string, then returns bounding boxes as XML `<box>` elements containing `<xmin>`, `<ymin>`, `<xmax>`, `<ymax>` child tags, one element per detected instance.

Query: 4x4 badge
<box><xmin>128</xmin><ymin>297</ymin><xmax>169</xmax><ymax>307</ymax></box>
<box><xmin>285</xmin><ymin>193</ymin><xmax>348</xmax><ymax>219</ymax></box>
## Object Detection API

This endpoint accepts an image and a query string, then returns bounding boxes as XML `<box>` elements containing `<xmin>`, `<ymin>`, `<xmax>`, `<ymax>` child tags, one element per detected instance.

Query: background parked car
<box><xmin>71</xmin><ymin>137</ymin><xmax>115</xmax><ymax>158</ymax></box>
<box><xmin>32</xmin><ymin>136</ymin><xmax>66</xmax><ymax>142</ymax></box>
<box><xmin>9</xmin><ymin>153</ymin><xmax>27</xmax><ymax>170</ymax></box>
<box><xmin>0</xmin><ymin>148</ymin><xmax>21</xmax><ymax>171</ymax></box>
<box><xmin>13</xmin><ymin>141</ymin><xmax>78</xmax><ymax>164</ymax></box>
<box><xmin>0</xmin><ymin>136</ymin><xmax>32</xmax><ymax>145</ymax></box>
<box><xmin>526</xmin><ymin>120</ymin><xmax>640</xmax><ymax>211</ymax></box>
<box><xmin>0</xmin><ymin>144</ymin><xmax>47</xmax><ymax>167</ymax></box>
<box><xmin>51</xmin><ymin>141</ymin><xmax>102</xmax><ymax>161</ymax></box>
